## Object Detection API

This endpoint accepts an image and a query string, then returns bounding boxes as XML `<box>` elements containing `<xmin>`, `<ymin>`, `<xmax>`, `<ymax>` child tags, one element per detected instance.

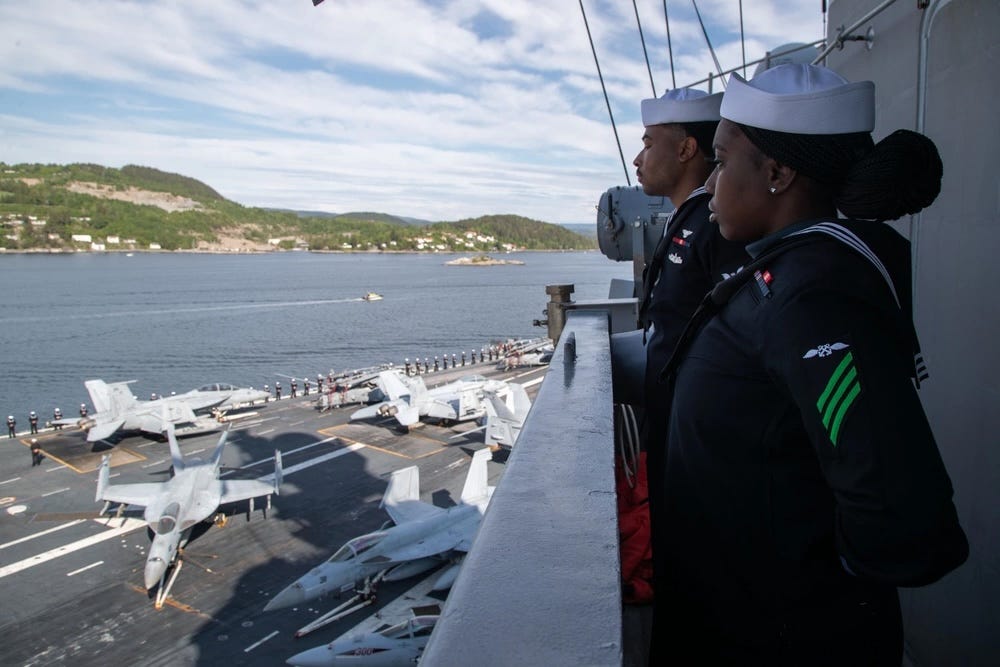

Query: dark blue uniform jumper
<box><xmin>638</xmin><ymin>186</ymin><xmax>746</xmax><ymax>616</ymax></box>
<box><xmin>652</xmin><ymin>219</ymin><xmax>968</xmax><ymax>665</ymax></box>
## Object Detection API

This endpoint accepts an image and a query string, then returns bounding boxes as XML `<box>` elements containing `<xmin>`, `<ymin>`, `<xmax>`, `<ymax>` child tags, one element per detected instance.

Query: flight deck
<box><xmin>0</xmin><ymin>361</ymin><xmax>545</xmax><ymax>666</ymax></box>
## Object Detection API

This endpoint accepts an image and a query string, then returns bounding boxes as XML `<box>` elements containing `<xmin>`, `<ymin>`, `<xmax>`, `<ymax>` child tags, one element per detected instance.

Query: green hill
<box><xmin>0</xmin><ymin>162</ymin><xmax>595</xmax><ymax>252</ymax></box>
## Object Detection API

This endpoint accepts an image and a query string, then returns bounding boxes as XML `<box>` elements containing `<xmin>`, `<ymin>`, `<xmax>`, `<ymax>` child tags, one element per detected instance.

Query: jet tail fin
<box><xmin>95</xmin><ymin>454</ymin><xmax>111</xmax><ymax>502</ymax></box>
<box><xmin>165</xmin><ymin>423</ymin><xmax>186</xmax><ymax>472</ymax></box>
<box><xmin>273</xmin><ymin>450</ymin><xmax>283</xmax><ymax>495</ymax></box>
<box><xmin>460</xmin><ymin>448</ymin><xmax>493</xmax><ymax>506</ymax></box>
<box><xmin>85</xmin><ymin>379</ymin><xmax>137</xmax><ymax>416</ymax></box>
<box><xmin>483</xmin><ymin>383</ymin><xmax>531</xmax><ymax>447</ymax></box>
<box><xmin>208</xmin><ymin>426</ymin><xmax>229</xmax><ymax>468</ymax></box>
<box><xmin>381</xmin><ymin>464</ymin><xmax>421</xmax><ymax>510</ymax></box>
<box><xmin>508</xmin><ymin>383</ymin><xmax>532</xmax><ymax>421</ymax></box>
<box><xmin>378</xmin><ymin>371</ymin><xmax>413</xmax><ymax>401</ymax></box>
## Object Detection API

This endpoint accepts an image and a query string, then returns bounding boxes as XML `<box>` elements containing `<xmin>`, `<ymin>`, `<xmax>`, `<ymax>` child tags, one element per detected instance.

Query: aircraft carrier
<box><xmin>0</xmin><ymin>360</ymin><xmax>546</xmax><ymax>666</ymax></box>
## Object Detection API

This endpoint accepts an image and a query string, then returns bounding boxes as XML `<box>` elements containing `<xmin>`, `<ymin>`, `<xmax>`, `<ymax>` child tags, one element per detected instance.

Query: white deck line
<box><xmin>258</xmin><ymin>443</ymin><xmax>365</xmax><ymax>482</ymax></box>
<box><xmin>66</xmin><ymin>560</ymin><xmax>104</xmax><ymax>577</ymax></box>
<box><xmin>243</xmin><ymin>630</ymin><xmax>279</xmax><ymax>653</ymax></box>
<box><xmin>0</xmin><ymin>519</ymin><xmax>86</xmax><ymax>551</ymax></box>
<box><xmin>0</xmin><ymin>518</ymin><xmax>146</xmax><ymax>579</ymax></box>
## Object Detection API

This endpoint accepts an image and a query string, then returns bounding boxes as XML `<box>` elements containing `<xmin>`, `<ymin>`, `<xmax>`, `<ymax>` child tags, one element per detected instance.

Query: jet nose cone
<box><xmin>145</xmin><ymin>557</ymin><xmax>167</xmax><ymax>590</ymax></box>
<box><xmin>264</xmin><ymin>582</ymin><xmax>307</xmax><ymax>612</ymax></box>
<box><xmin>286</xmin><ymin>645</ymin><xmax>332</xmax><ymax>667</ymax></box>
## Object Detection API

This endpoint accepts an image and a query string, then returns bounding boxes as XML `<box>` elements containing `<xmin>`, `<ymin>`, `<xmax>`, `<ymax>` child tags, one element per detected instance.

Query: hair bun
<box><xmin>837</xmin><ymin>129</ymin><xmax>943</xmax><ymax>220</ymax></box>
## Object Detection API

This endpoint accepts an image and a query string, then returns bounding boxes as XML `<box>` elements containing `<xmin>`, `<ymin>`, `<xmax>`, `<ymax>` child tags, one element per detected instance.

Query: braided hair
<box><xmin>738</xmin><ymin>125</ymin><xmax>942</xmax><ymax>221</ymax></box>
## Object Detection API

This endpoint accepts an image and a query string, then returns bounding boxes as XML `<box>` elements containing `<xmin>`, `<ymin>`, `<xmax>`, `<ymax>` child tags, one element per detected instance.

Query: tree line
<box><xmin>0</xmin><ymin>162</ymin><xmax>594</xmax><ymax>252</ymax></box>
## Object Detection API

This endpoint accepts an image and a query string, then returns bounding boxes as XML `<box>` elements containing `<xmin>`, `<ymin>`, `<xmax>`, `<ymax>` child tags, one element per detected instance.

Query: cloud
<box><xmin>0</xmin><ymin>0</ymin><xmax>823</xmax><ymax>224</ymax></box>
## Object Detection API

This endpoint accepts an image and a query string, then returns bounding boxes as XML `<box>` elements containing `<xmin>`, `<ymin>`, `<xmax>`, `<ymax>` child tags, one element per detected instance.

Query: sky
<box><xmin>0</xmin><ymin>1</ymin><xmax>823</xmax><ymax>225</ymax></box>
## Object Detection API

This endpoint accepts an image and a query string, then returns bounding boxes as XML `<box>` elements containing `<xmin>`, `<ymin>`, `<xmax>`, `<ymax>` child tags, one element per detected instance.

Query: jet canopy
<box><xmin>195</xmin><ymin>383</ymin><xmax>238</xmax><ymax>392</ymax></box>
<box><xmin>328</xmin><ymin>531</ymin><xmax>388</xmax><ymax>562</ymax></box>
<box><xmin>154</xmin><ymin>502</ymin><xmax>181</xmax><ymax>535</ymax></box>
<box><xmin>378</xmin><ymin>615</ymin><xmax>437</xmax><ymax>639</ymax></box>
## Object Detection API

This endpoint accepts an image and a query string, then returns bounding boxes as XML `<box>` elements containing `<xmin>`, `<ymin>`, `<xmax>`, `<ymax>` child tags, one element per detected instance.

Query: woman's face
<box><xmin>705</xmin><ymin>119</ymin><xmax>775</xmax><ymax>242</ymax></box>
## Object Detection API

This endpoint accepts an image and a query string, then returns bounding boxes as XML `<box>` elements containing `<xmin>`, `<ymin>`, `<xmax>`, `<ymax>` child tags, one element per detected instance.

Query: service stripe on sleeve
<box><xmin>816</xmin><ymin>352</ymin><xmax>861</xmax><ymax>446</ymax></box>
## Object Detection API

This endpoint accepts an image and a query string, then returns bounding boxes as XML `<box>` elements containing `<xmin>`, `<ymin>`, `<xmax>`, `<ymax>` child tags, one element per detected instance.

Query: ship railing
<box><xmin>422</xmin><ymin>304</ymin><xmax>628</xmax><ymax>666</ymax></box>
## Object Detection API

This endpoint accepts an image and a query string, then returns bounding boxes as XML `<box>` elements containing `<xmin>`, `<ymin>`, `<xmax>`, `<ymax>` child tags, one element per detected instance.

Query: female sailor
<box><xmin>652</xmin><ymin>64</ymin><xmax>968</xmax><ymax>665</ymax></box>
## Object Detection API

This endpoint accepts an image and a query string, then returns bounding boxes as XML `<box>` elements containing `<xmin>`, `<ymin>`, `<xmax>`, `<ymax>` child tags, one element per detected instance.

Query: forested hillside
<box><xmin>0</xmin><ymin>162</ymin><xmax>595</xmax><ymax>252</ymax></box>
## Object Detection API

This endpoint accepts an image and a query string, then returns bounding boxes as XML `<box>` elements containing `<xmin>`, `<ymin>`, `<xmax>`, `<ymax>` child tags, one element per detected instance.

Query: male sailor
<box><xmin>619</xmin><ymin>87</ymin><xmax>747</xmax><ymax>626</ymax></box>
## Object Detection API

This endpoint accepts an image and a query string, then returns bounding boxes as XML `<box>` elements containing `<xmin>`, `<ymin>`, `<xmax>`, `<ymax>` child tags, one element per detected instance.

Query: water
<box><xmin>0</xmin><ymin>251</ymin><xmax>629</xmax><ymax>423</ymax></box>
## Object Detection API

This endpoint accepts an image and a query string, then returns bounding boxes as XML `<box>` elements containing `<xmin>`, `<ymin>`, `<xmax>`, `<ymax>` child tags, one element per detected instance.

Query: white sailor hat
<box><xmin>720</xmin><ymin>64</ymin><xmax>874</xmax><ymax>135</ymax></box>
<box><xmin>641</xmin><ymin>88</ymin><xmax>722</xmax><ymax>126</ymax></box>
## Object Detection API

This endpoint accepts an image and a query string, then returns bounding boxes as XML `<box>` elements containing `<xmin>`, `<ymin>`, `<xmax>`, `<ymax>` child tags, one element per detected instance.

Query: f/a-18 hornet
<box><xmin>95</xmin><ymin>424</ymin><xmax>282</xmax><ymax>608</ymax></box>
<box><xmin>58</xmin><ymin>379</ymin><xmax>268</xmax><ymax>442</ymax></box>
<box><xmin>287</xmin><ymin>615</ymin><xmax>438</xmax><ymax>667</ymax></box>
<box><xmin>349</xmin><ymin>371</ymin><xmax>511</xmax><ymax>429</ymax></box>
<box><xmin>264</xmin><ymin>448</ymin><xmax>493</xmax><ymax>612</ymax></box>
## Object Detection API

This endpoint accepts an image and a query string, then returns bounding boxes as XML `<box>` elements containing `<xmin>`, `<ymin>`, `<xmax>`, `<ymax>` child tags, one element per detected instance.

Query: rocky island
<box><xmin>445</xmin><ymin>254</ymin><xmax>525</xmax><ymax>266</ymax></box>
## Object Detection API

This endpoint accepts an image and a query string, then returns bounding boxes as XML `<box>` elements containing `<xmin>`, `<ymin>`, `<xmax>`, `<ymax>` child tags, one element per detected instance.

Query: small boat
<box><xmin>362</xmin><ymin>292</ymin><xmax>383</xmax><ymax>301</ymax></box>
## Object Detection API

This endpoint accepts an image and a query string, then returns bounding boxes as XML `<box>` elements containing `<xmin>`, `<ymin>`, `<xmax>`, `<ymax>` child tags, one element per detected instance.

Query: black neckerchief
<box><xmin>637</xmin><ymin>192</ymin><xmax>710</xmax><ymax>335</ymax></box>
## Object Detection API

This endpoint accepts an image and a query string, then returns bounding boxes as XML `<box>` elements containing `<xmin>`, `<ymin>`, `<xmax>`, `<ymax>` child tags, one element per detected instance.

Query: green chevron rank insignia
<box><xmin>814</xmin><ymin>350</ymin><xmax>861</xmax><ymax>446</ymax></box>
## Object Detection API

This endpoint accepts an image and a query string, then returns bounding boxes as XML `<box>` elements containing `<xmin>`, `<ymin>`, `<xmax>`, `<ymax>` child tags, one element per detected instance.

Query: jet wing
<box><xmin>172</xmin><ymin>391</ymin><xmax>223</xmax><ymax>412</ymax></box>
<box><xmin>87</xmin><ymin>419</ymin><xmax>126</xmax><ymax>442</ymax></box>
<box><xmin>351</xmin><ymin>403</ymin><xmax>387</xmax><ymax>421</ymax></box>
<box><xmin>395</xmin><ymin>405</ymin><xmax>420</xmax><ymax>426</ymax></box>
<box><xmin>97</xmin><ymin>482</ymin><xmax>160</xmax><ymax>508</ymax></box>
<box><xmin>386</xmin><ymin>500</ymin><xmax>445</xmax><ymax>525</ymax></box>
<box><xmin>135</xmin><ymin>402</ymin><xmax>198</xmax><ymax>435</ymax></box>
<box><xmin>423</xmin><ymin>400</ymin><xmax>458</xmax><ymax>421</ymax></box>
<box><xmin>383</xmin><ymin>533</ymin><xmax>463</xmax><ymax>562</ymax></box>
<box><xmin>220</xmin><ymin>479</ymin><xmax>276</xmax><ymax>504</ymax></box>
<box><xmin>385</xmin><ymin>513</ymin><xmax>479</xmax><ymax>560</ymax></box>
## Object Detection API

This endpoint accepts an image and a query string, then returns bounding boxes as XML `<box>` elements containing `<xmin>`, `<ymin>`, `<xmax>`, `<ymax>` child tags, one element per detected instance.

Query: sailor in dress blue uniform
<box><xmin>652</xmin><ymin>64</ymin><xmax>968</xmax><ymax>665</ymax></box>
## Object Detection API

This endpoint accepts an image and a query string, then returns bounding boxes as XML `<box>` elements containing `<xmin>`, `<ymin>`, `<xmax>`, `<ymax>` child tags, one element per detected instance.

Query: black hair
<box><xmin>679</xmin><ymin>120</ymin><xmax>719</xmax><ymax>159</ymax></box>
<box><xmin>737</xmin><ymin>125</ymin><xmax>942</xmax><ymax>221</ymax></box>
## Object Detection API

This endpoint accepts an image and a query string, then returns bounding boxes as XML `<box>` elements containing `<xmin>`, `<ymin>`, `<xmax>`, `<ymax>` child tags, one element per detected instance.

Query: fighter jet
<box><xmin>95</xmin><ymin>425</ymin><xmax>282</xmax><ymax>608</ymax></box>
<box><xmin>57</xmin><ymin>379</ymin><xmax>267</xmax><ymax>442</ymax></box>
<box><xmin>264</xmin><ymin>448</ymin><xmax>493</xmax><ymax>612</ymax></box>
<box><xmin>286</xmin><ymin>615</ymin><xmax>437</xmax><ymax>667</ymax></box>
<box><xmin>349</xmin><ymin>371</ymin><xmax>511</xmax><ymax>428</ymax></box>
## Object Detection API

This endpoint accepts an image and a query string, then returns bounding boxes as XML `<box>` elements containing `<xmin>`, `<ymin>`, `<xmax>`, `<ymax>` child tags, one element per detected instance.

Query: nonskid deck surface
<box><xmin>0</xmin><ymin>363</ymin><xmax>544</xmax><ymax>666</ymax></box>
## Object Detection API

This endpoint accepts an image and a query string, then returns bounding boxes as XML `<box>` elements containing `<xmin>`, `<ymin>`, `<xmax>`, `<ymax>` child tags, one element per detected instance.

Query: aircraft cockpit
<box><xmin>378</xmin><ymin>615</ymin><xmax>437</xmax><ymax>639</ymax></box>
<box><xmin>196</xmin><ymin>383</ymin><xmax>237</xmax><ymax>392</ymax></box>
<box><xmin>154</xmin><ymin>502</ymin><xmax>181</xmax><ymax>535</ymax></box>
<box><xmin>328</xmin><ymin>531</ymin><xmax>388</xmax><ymax>562</ymax></box>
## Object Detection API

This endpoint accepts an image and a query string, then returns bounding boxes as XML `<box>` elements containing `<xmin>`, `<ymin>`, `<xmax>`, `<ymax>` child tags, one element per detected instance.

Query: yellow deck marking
<box><xmin>126</xmin><ymin>583</ymin><xmax>214</xmax><ymax>619</ymax></box>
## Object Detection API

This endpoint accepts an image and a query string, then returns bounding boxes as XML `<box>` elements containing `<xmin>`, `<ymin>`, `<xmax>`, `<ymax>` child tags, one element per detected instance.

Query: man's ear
<box><xmin>678</xmin><ymin>135</ymin><xmax>701</xmax><ymax>163</ymax></box>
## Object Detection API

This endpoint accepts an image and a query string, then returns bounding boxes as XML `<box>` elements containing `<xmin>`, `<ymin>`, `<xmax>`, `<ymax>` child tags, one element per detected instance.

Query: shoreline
<box><xmin>0</xmin><ymin>247</ymin><xmax>597</xmax><ymax>256</ymax></box>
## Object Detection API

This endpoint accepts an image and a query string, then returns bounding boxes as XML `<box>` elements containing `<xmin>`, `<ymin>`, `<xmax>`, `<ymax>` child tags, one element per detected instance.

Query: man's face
<box><xmin>633</xmin><ymin>123</ymin><xmax>686</xmax><ymax>198</ymax></box>
<box><xmin>705</xmin><ymin>119</ymin><xmax>774</xmax><ymax>242</ymax></box>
